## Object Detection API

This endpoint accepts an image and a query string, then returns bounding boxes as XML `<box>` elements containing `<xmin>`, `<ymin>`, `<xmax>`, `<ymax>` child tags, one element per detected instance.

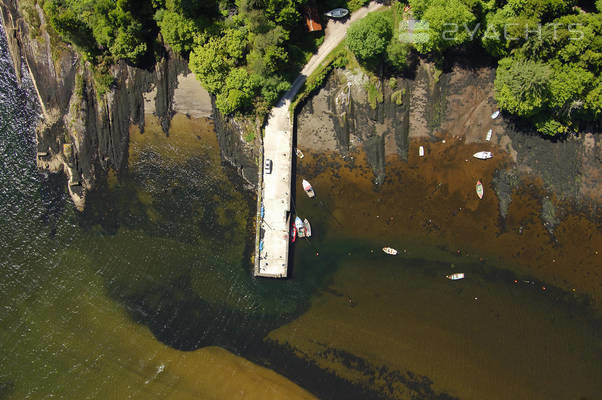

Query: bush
<box><xmin>346</xmin><ymin>12</ymin><xmax>392</xmax><ymax>61</ymax></box>
<box><xmin>495</xmin><ymin>58</ymin><xmax>552</xmax><ymax>118</ymax></box>
<box><xmin>386</xmin><ymin>40</ymin><xmax>410</xmax><ymax>72</ymax></box>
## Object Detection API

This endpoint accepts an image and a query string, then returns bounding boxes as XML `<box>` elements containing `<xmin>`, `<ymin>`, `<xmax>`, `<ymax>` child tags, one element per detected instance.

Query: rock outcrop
<box><xmin>0</xmin><ymin>0</ymin><xmax>250</xmax><ymax>209</ymax></box>
<box><xmin>296</xmin><ymin>59</ymin><xmax>601</xmax><ymax>207</ymax></box>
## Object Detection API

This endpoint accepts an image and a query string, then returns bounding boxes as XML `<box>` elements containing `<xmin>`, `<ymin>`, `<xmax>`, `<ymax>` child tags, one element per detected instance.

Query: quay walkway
<box><xmin>254</xmin><ymin>2</ymin><xmax>383</xmax><ymax>278</ymax></box>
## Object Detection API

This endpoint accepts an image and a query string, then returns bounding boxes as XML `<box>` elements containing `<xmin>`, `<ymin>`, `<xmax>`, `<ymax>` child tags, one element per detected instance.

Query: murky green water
<box><xmin>1</xmin><ymin>23</ymin><xmax>601</xmax><ymax>400</ymax></box>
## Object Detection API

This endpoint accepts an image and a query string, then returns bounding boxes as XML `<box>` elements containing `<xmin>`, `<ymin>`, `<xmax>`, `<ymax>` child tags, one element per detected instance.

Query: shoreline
<box><xmin>293</xmin><ymin>144</ymin><xmax>601</xmax><ymax>314</ymax></box>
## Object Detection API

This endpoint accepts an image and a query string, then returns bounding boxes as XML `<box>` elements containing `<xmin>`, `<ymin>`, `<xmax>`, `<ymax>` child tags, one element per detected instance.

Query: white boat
<box><xmin>302</xmin><ymin>179</ymin><xmax>315</xmax><ymax>198</ymax></box>
<box><xmin>419</xmin><ymin>146</ymin><xmax>425</xmax><ymax>157</ymax></box>
<box><xmin>295</xmin><ymin>216</ymin><xmax>305</xmax><ymax>238</ymax></box>
<box><xmin>303</xmin><ymin>218</ymin><xmax>312</xmax><ymax>237</ymax></box>
<box><xmin>296</xmin><ymin>148</ymin><xmax>304</xmax><ymax>158</ymax></box>
<box><xmin>324</xmin><ymin>8</ymin><xmax>349</xmax><ymax>18</ymax></box>
<box><xmin>486</xmin><ymin>129</ymin><xmax>492</xmax><ymax>141</ymax></box>
<box><xmin>491</xmin><ymin>110</ymin><xmax>500</xmax><ymax>119</ymax></box>
<box><xmin>473</xmin><ymin>151</ymin><xmax>493</xmax><ymax>160</ymax></box>
<box><xmin>382</xmin><ymin>247</ymin><xmax>398</xmax><ymax>255</ymax></box>
<box><xmin>446</xmin><ymin>273</ymin><xmax>465</xmax><ymax>280</ymax></box>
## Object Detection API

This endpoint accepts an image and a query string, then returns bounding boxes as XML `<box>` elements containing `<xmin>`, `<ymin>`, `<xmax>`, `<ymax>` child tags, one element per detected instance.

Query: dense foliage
<box><xmin>346</xmin><ymin>12</ymin><xmax>392</xmax><ymax>61</ymax></box>
<box><xmin>40</xmin><ymin>0</ymin><xmax>601</xmax><ymax>134</ymax></box>
<box><xmin>344</xmin><ymin>0</ymin><xmax>601</xmax><ymax>136</ymax></box>
<box><xmin>40</xmin><ymin>0</ymin><xmax>367</xmax><ymax>117</ymax></box>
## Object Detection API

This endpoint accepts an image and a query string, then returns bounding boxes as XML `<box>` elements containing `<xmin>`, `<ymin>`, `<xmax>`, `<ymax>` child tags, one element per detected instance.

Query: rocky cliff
<box><xmin>0</xmin><ymin>0</ymin><xmax>189</xmax><ymax>209</ymax></box>
<box><xmin>0</xmin><ymin>0</ymin><xmax>259</xmax><ymax>210</ymax></box>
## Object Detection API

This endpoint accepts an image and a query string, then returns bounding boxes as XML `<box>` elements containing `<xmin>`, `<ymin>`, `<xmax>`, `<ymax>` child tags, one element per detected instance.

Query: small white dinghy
<box><xmin>302</xmin><ymin>179</ymin><xmax>315</xmax><ymax>198</ymax></box>
<box><xmin>296</xmin><ymin>148</ymin><xmax>304</xmax><ymax>158</ymax></box>
<box><xmin>295</xmin><ymin>216</ymin><xmax>305</xmax><ymax>238</ymax></box>
<box><xmin>324</xmin><ymin>8</ymin><xmax>349</xmax><ymax>18</ymax></box>
<box><xmin>491</xmin><ymin>110</ymin><xmax>500</xmax><ymax>119</ymax></box>
<box><xmin>419</xmin><ymin>146</ymin><xmax>425</xmax><ymax>157</ymax></box>
<box><xmin>473</xmin><ymin>151</ymin><xmax>493</xmax><ymax>160</ymax></box>
<box><xmin>446</xmin><ymin>273</ymin><xmax>465</xmax><ymax>280</ymax></box>
<box><xmin>382</xmin><ymin>247</ymin><xmax>398</xmax><ymax>255</ymax></box>
<box><xmin>303</xmin><ymin>218</ymin><xmax>312</xmax><ymax>237</ymax></box>
<box><xmin>486</xmin><ymin>129</ymin><xmax>492</xmax><ymax>141</ymax></box>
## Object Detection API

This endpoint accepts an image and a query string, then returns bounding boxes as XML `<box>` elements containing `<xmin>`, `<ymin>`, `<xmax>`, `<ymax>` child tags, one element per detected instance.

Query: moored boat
<box><xmin>486</xmin><ymin>129</ymin><xmax>492</xmax><ymax>141</ymax></box>
<box><xmin>324</xmin><ymin>8</ymin><xmax>349</xmax><ymax>18</ymax></box>
<box><xmin>491</xmin><ymin>110</ymin><xmax>500</xmax><ymax>119</ymax></box>
<box><xmin>303</xmin><ymin>218</ymin><xmax>312</xmax><ymax>237</ymax></box>
<box><xmin>419</xmin><ymin>146</ymin><xmax>425</xmax><ymax>157</ymax></box>
<box><xmin>382</xmin><ymin>247</ymin><xmax>398</xmax><ymax>255</ymax></box>
<box><xmin>296</xmin><ymin>148</ymin><xmax>304</xmax><ymax>158</ymax></box>
<box><xmin>473</xmin><ymin>151</ymin><xmax>493</xmax><ymax>160</ymax></box>
<box><xmin>476</xmin><ymin>180</ymin><xmax>484</xmax><ymax>199</ymax></box>
<box><xmin>291</xmin><ymin>226</ymin><xmax>297</xmax><ymax>242</ymax></box>
<box><xmin>446</xmin><ymin>273</ymin><xmax>465</xmax><ymax>280</ymax></box>
<box><xmin>295</xmin><ymin>216</ymin><xmax>305</xmax><ymax>238</ymax></box>
<box><xmin>302</xmin><ymin>179</ymin><xmax>315</xmax><ymax>198</ymax></box>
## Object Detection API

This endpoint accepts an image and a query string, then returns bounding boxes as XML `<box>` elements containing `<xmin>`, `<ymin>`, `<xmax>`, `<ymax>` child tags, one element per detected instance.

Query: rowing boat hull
<box><xmin>295</xmin><ymin>216</ymin><xmax>305</xmax><ymax>238</ymax></box>
<box><xmin>473</xmin><ymin>151</ymin><xmax>493</xmax><ymax>160</ymax></box>
<box><xmin>303</xmin><ymin>218</ymin><xmax>312</xmax><ymax>237</ymax></box>
<box><xmin>382</xmin><ymin>247</ymin><xmax>398</xmax><ymax>255</ymax></box>
<box><xmin>476</xmin><ymin>180</ymin><xmax>484</xmax><ymax>199</ymax></box>
<box><xmin>302</xmin><ymin>179</ymin><xmax>315</xmax><ymax>198</ymax></box>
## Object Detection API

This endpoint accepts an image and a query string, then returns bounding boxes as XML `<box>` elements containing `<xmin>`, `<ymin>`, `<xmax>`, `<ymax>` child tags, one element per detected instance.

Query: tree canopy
<box><xmin>346</xmin><ymin>12</ymin><xmax>392</xmax><ymax>61</ymax></box>
<box><xmin>40</xmin><ymin>0</ymin><xmax>602</xmax><ymax>134</ymax></box>
<box><xmin>405</xmin><ymin>0</ymin><xmax>602</xmax><ymax>136</ymax></box>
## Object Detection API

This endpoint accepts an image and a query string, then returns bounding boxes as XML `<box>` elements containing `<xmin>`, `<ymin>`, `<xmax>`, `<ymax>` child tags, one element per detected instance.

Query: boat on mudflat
<box><xmin>302</xmin><ymin>179</ymin><xmax>315</xmax><ymax>198</ymax></box>
<box><xmin>446</xmin><ymin>273</ymin><xmax>465</xmax><ymax>280</ymax></box>
<box><xmin>476</xmin><ymin>180</ymin><xmax>484</xmax><ymax>199</ymax></box>
<box><xmin>491</xmin><ymin>110</ymin><xmax>500</xmax><ymax>119</ymax></box>
<box><xmin>295</xmin><ymin>216</ymin><xmax>305</xmax><ymax>238</ymax></box>
<box><xmin>382</xmin><ymin>247</ymin><xmax>398</xmax><ymax>255</ymax></box>
<box><xmin>303</xmin><ymin>218</ymin><xmax>312</xmax><ymax>237</ymax></box>
<box><xmin>296</xmin><ymin>148</ymin><xmax>304</xmax><ymax>158</ymax></box>
<box><xmin>473</xmin><ymin>151</ymin><xmax>493</xmax><ymax>160</ymax></box>
<box><xmin>324</xmin><ymin>8</ymin><xmax>349</xmax><ymax>18</ymax></box>
<box><xmin>486</xmin><ymin>129</ymin><xmax>492</xmax><ymax>141</ymax></box>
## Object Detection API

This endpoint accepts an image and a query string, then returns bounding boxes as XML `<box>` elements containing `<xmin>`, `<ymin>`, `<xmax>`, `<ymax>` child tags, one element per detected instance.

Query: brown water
<box><xmin>271</xmin><ymin>144</ymin><xmax>602</xmax><ymax>399</ymax></box>
<box><xmin>1</xmin><ymin>25</ymin><xmax>600</xmax><ymax>397</ymax></box>
<box><xmin>295</xmin><ymin>141</ymin><xmax>602</xmax><ymax>311</ymax></box>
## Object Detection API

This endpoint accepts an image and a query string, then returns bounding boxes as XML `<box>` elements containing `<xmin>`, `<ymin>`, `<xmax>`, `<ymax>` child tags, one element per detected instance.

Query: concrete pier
<box><xmin>254</xmin><ymin>2</ymin><xmax>383</xmax><ymax>278</ymax></box>
<box><xmin>254</xmin><ymin>95</ymin><xmax>295</xmax><ymax>278</ymax></box>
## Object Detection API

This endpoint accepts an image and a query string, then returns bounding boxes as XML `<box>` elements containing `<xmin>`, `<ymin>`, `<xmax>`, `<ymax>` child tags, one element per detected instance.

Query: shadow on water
<box><xmin>77</xmin><ymin>148</ymin><xmax>341</xmax><ymax>344</ymax></box>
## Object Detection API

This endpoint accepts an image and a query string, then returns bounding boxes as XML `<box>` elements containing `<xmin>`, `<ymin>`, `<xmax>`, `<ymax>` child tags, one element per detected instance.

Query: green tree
<box><xmin>189</xmin><ymin>36</ymin><xmax>233</xmax><ymax>93</ymax></box>
<box><xmin>215</xmin><ymin>67</ymin><xmax>257</xmax><ymax>114</ymax></box>
<box><xmin>482</xmin><ymin>0</ymin><xmax>577</xmax><ymax>58</ymax></box>
<box><xmin>155</xmin><ymin>10</ymin><xmax>198</xmax><ymax>54</ymax></box>
<box><xmin>346</xmin><ymin>12</ymin><xmax>392</xmax><ymax>61</ymax></box>
<box><xmin>43</xmin><ymin>0</ymin><xmax>97</xmax><ymax>58</ymax></box>
<box><xmin>247</xmin><ymin>26</ymin><xmax>289</xmax><ymax>75</ymax></box>
<box><xmin>386</xmin><ymin>40</ymin><xmax>410</xmax><ymax>71</ymax></box>
<box><xmin>494</xmin><ymin>58</ymin><xmax>552</xmax><ymax>117</ymax></box>
<box><xmin>414</xmin><ymin>0</ymin><xmax>476</xmax><ymax>54</ymax></box>
<box><xmin>91</xmin><ymin>0</ymin><xmax>147</xmax><ymax>63</ymax></box>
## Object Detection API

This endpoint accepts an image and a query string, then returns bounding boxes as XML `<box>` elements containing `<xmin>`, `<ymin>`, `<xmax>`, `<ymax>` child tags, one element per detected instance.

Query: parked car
<box><xmin>264</xmin><ymin>159</ymin><xmax>273</xmax><ymax>174</ymax></box>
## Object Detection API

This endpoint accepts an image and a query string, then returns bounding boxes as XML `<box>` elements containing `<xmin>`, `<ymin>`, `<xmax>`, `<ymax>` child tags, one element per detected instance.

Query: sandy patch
<box><xmin>172</xmin><ymin>73</ymin><xmax>212</xmax><ymax>118</ymax></box>
<box><xmin>143</xmin><ymin>73</ymin><xmax>212</xmax><ymax>118</ymax></box>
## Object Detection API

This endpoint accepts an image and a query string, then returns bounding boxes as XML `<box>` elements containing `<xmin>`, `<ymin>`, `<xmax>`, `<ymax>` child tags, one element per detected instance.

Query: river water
<box><xmin>1</xmin><ymin>24</ymin><xmax>601</xmax><ymax>400</ymax></box>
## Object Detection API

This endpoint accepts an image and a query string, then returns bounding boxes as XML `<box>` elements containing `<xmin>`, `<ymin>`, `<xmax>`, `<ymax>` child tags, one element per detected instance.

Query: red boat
<box><xmin>291</xmin><ymin>226</ymin><xmax>297</xmax><ymax>242</ymax></box>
